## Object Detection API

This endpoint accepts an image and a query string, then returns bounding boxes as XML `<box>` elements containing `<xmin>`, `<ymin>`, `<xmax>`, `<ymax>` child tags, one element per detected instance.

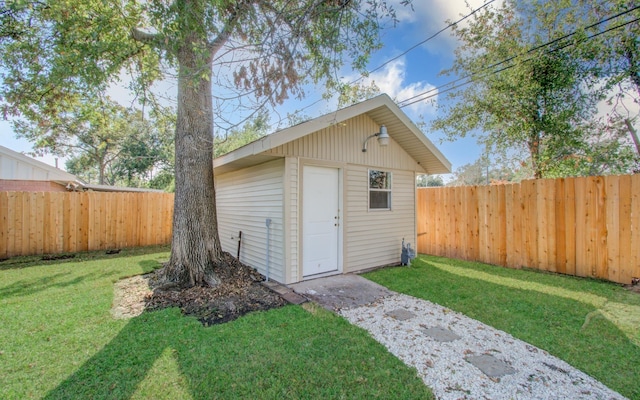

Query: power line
<box><xmin>399</xmin><ymin>17</ymin><xmax>640</xmax><ymax>108</ymax></box>
<box><xmin>397</xmin><ymin>5</ymin><xmax>640</xmax><ymax>108</ymax></box>
<box><xmin>351</xmin><ymin>0</ymin><xmax>497</xmax><ymax>83</ymax></box>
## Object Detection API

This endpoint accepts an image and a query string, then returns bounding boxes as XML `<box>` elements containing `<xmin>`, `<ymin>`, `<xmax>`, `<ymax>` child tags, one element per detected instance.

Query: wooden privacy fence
<box><xmin>417</xmin><ymin>175</ymin><xmax>640</xmax><ymax>285</ymax></box>
<box><xmin>0</xmin><ymin>191</ymin><xmax>174</xmax><ymax>258</ymax></box>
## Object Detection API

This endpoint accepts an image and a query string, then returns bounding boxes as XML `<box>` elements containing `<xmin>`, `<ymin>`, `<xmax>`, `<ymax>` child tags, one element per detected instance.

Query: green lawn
<box><xmin>0</xmin><ymin>247</ymin><xmax>433</xmax><ymax>400</ymax></box>
<box><xmin>364</xmin><ymin>255</ymin><xmax>640</xmax><ymax>400</ymax></box>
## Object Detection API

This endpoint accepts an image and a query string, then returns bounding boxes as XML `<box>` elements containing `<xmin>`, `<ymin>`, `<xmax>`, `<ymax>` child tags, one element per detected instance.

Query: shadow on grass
<box><xmin>424</xmin><ymin>257</ymin><xmax>640</xmax><ymax>347</ymax></box>
<box><xmin>43</xmin><ymin>304</ymin><xmax>434</xmax><ymax>400</ymax></box>
<box><xmin>0</xmin><ymin>245</ymin><xmax>170</xmax><ymax>271</ymax></box>
<box><xmin>0</xmin><ymin>270</ymin><xmax>119</xmax><ymax>299</ymax></box>
<box><xmin>43</xmin><ymin>310</ymin><xmax>186</xmax><ymax>400</ymax></box>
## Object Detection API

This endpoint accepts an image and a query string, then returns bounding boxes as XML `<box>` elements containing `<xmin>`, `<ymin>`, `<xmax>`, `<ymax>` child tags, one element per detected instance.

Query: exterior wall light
<box><xmin>362</xmin><ymin>125</ymin><xmax>389</xmax><ymax>152</ymax></box>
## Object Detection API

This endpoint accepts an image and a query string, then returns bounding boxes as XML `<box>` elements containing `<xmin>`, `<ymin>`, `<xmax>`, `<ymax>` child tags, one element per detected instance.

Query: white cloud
<box><xmin>390</xmin><ymin>0</ymin><xmax>492</xmax><ymax>54</ymax></box>
<box><xmin>360</xmin><ymin>58</ymin><xmax>437</xmax><ymax>116</ymax></box>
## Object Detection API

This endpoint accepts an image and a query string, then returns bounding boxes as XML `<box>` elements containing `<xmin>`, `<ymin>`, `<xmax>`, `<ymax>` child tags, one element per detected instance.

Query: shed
<box><xmin>213</xmin><ymin>94</ymin><xmax>451</xmax><ymax>284</ymax></box>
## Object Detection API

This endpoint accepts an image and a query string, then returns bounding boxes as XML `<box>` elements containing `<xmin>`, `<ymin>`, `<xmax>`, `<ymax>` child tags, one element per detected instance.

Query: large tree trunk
<box><xmin>162</xmin><ymin>35</ymin><xmax>223</xmax><ymax>287</ymax></box>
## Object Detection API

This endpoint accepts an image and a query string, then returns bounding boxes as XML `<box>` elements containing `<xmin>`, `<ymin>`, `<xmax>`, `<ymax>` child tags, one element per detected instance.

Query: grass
<box><xmin>0</xmin><ymin>246</ymin><xmax>433</xmax><ymax>400</ymax></box>
<box><xmin>363</xmin><ymin>255</ymin><xmax>640</xmax><ymax>400</ymax></box>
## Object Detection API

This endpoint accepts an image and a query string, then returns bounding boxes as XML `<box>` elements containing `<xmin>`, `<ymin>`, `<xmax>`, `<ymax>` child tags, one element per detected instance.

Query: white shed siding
<box><xmin>344</xmin><ymin>165</ymin><xmax>416</xmax><ymax>272</ymax></box>
<box><xmin>216</xmin><ymin>159</ymin><xmax>286</xmax><ymax>283</ymax></box>
<box><xmin>264</xmin><ymin>114</ymin><xmax>424</xmax><ymax>172</ymax></box>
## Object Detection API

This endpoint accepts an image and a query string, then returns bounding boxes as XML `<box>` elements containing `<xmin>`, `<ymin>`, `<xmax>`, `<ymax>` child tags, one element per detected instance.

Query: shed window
<box><xmin>369</xmin><ymin>170</ymin><xmax>391</xmax><ymax>210</ymax></box>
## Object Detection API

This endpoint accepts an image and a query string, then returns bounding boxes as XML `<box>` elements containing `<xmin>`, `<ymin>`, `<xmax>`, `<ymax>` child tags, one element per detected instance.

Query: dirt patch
<box><xmin>111</xmin><ymin>274</ymin><xmax>156</xmax><ymax>319</ymax></box>
<box><xmin>112</xmin><ymin>253</ymin><xmax>288</xmax><ymax>325</ymax></box>
<box><xmin>624</xmin><ymin>284</ymin><xmax>640</xmax><ymax>295</ymax></box>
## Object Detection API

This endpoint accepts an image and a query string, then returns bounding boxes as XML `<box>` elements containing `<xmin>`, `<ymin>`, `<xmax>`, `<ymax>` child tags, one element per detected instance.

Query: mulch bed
<box><xmin>145</xmin><ymin>253</ymin><xmax>288</xmax><ymax>326</ymax></box>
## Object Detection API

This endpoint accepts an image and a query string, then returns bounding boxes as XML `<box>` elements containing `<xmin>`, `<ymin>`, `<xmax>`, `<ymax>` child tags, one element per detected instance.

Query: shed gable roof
<box><xmin>213</xmin><ymin>94</ymin><xmax>451</xmax><ymax>175</ymax></box>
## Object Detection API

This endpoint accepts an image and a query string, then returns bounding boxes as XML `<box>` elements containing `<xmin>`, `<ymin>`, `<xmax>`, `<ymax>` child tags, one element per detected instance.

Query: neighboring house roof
<box><xmin>80</xmin><ymin>183</ymin><xmax>165</xmax><ymax>193</ymax></box>
<box><xmin>0</xmin><ymin>145</ymin><xmax>83</xmax><ymax>184</ymax></box>
<box><xmin>0</xmin><ymin>145</ymin><xmax>164</xmax><ymax>192</ymax></box>
<box><xmin>213</xmin><ymin>94</ymin><xmax>452</xmax><ymax>175</ymax></box>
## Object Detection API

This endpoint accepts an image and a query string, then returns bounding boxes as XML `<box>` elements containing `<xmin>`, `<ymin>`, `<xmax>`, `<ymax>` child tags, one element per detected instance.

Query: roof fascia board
<box><xmin>377</xmin><ymin>99</ymin><xmax>453</xmax><ymax>173</ymax></box>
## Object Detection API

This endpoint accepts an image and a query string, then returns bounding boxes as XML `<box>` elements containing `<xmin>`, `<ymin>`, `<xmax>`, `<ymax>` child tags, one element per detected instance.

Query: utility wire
<box><xmin>397</xmin><ymin>6</ymin><xmax>640</xmax><ymax>108</ymax></box>
<box><xmin>350</xmin><ymin>0</ymin><xmax>497</xmax><ymax>83</ymax></box>
<box><xmin>399</xmin><ymin>17</ymin><xmax>640</xmax><ymax>108</ymax></box>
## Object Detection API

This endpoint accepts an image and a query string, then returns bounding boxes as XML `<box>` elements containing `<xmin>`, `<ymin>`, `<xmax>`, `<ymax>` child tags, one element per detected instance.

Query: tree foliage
<box><xmin>432</xmin><ymin>0</ymin><xmax>638</xmax><ymax>178</ymax></box>
<box><xmin>548</xmin><ymin>0</ymin><xmax>640</xmax><ymax>171</ymax></box>
<box><xmin>447</xmin><ymin>157</ymin><xmax>517</xmax><ymax>187</ymax></box>
<box><xmin>213</xmin><ymin>112</ymin><xmax>269</xmax><ymax>158</ymax></box>
<box><xmin>14</xmin><ymin>95</ymin><xmax>175</xmax><ymax>188</ymax></box>
<box><xmin>416</xmin><ymin>175</ymin><xmax>444</xmax><ymax>187</ymax></box>
<box><xmin>0</xmin><ymin>0</ymin><xmax>409</xmax><ymax>286</ymax></box>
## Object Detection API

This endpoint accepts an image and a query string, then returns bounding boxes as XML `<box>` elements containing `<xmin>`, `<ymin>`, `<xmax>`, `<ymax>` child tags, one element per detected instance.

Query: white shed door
<box><xmin>302</xmin><ymin>165</ymin><xmax>340</xmax><ymax>277</ymax></box>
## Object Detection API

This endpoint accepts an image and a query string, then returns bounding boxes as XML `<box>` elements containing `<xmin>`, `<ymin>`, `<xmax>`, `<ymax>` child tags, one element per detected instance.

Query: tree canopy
<box><xmin>13</xmin><ymin>95</ymin><xmax>175</xmax><ymax>188</ymax></box>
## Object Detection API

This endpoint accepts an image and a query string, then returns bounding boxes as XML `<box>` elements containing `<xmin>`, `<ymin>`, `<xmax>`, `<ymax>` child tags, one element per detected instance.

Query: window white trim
<box><xmin>368</xmin><ymin>169</ymin><xmax>392</xmax><ymax>210</ymax></box>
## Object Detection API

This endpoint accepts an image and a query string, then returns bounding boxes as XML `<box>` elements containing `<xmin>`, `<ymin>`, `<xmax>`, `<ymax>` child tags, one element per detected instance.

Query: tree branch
<box><xmin>623</xmin><ymin>118</ymin><xmax>640</xmax><ymax>157</ymax></box>
<box><xmin>208</xmin><ymin>2</ymin><xmax>253</xmax><ymax>56</ymax></box>
<box><xmin>131</xmin><ymin>27</ymin><xmax>164</xmax><ymax>49</ymax></box>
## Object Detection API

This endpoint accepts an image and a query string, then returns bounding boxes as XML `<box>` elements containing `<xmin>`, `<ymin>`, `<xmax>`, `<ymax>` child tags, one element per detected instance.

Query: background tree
<box><xmin>447</xmin><ymin>156</ymin><xmax>517</xmax><ymax>186</ymax></box>
<box><xmin>110</xmin><ymin>107</ymin><xmax>175</xmax><ymax>189</ymax></box>
<box><xmin>416</xmin><ymin>175</ymin><xmax>444</xmax><ymax>187</ymax></box>
<box><xmin>14</xmin><ymin>96</ymin><xmax>175</xmax><ymax>188</ymax></box>
<box><xmin>1</xmin><ymin>0</ymin><xmax>409</xmax><ymax>287</ymax></box>
<box><xmin>213</xmin><ymin>112</ymin><xmax>269</xmax><ymax>158</ymax></box>
<box><xmin>544</xmin><ymin>0</ymin><xmax>640</xmax><ymax>169</ymax></box>
<box><xmin>432</xmin><ymin>0</ymin><xmax>636</xmax><ymax>179</ymax></box>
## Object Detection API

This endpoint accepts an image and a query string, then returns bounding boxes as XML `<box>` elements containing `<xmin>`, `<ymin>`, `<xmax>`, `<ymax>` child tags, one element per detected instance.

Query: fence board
<box><xmin>505</xmin><ymin>184</ymin><xmax>522</xmax><ymax>268</ymax></box>
<box><xmin>434</xmin><ymin>189</ymin><xmax>444</xmax><ymax>256</ymax></box>
<box><xmin>523</xmin><ymin>180</ymin><xmax>538</xmax><ymax>269</ymax></box>
<box><xmin>78</xmin><ymin>192</ymin><xmax>88</xmax><ymax>251</ymax></box>
<box><xmin>0</xmin><ymin>191</ymin><xmax>174</xmax><ymax>258</ymax></box>
<box><xmin>0</xmin><ymin>193</ymin><xmax>8</xmax><ymax>258</ymax></box>
<box><xmin>417</xmin><ymin>174</ymin><xmax>640</xmax><ymax>285</ymax></box>
<box><xmin>595</xmin><ymin>177</ymin><xmax>608</xmax><ymax>280</ymax></box>
<box><xmin>564</xmin><ymin>178</ymin><xmax>577</xmax><ymax>276</ymax></box>
<box><xmin>537</xmin><ymin>180</ymin><xmax>552</xmax><ymax>271</ymax></box>
<box><xmin>606</xmin><ymin>176</ymin><xmax>620</xmax><ymax>283</ymax></box>
<box><xmin>574</xmin><ymin>177</ymin><xmax>588</xmax><ymax>277</ymax></box>
<box><xmin>585</xmin><ymin>177</ymin><xmax>599</xmax><ymax>278</ymax></box>
<box><xmin>24</xmin><ymin>192</ymin><xmax>32</xmax><ymax>254</ymax></box>
<box><xmin>630</xmin><ymin>174</ymin><xmax>640</xmax><ymax>285</ymax></box>
<box><xmin>554</xmin><ymin>179</ymin><xmax>566</xmax><ymax>274</ymax></box>
<box><xmin>43</xmin><ymin>192</ymin><xmax>51</xmax><ymax>254</ymax></box>
<box><xmin>52</xmin><ymin>192</ymin><xmax>64</xmax><ymax>254</ymax></box>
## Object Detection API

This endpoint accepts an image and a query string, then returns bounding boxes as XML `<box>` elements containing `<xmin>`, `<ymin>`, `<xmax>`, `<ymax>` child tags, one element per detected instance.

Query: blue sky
<box><xmin>1</xmin><ymin>0</ymin><xmax>488</xmax><ymax>176</ymax></box>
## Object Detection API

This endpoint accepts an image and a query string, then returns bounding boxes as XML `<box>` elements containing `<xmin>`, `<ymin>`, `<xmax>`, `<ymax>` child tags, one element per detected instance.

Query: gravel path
<box><xmin>339</xmin><ymin>293</ymin><xmax>626</xmax><ymax>400</ymax></box>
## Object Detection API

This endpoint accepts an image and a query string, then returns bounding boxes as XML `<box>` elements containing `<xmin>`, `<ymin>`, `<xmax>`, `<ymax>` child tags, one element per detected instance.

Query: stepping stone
<box><xmin>421</xmin><ymin>326</ymin><xmax>461</xmax><ymax>342</ymax></box>
<box><xmin>261</xmin><ymin>281</ymin><xmax>307</xmax><ymax>305</ymax></box>
<box><xmin>262</xmin><ymin>281</ymin><xmax>290</xmax><ymax>295</ymax></box>
<box><xmin>385</xmin><ymin>309</ymin><xmax>417</xmax><ymax>321</ymax></box>
<box><xmin>281</xmin><ymin>291</ymin><xmax>307</xmax><ymax>305</ymax></box>
<box><xmin>465</xmin><ymin>354</ymin><xmax>516</xmax><ymax>378</ymax></box>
